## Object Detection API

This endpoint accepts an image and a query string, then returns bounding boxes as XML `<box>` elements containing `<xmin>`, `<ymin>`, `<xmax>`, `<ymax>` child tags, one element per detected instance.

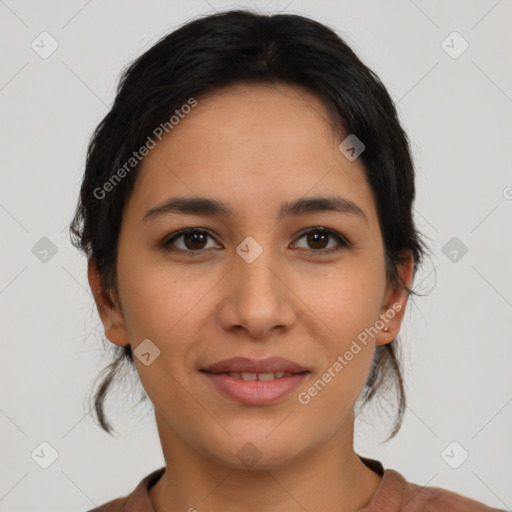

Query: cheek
<box><xmin>301</xmin><ymin>261</ymin><xmax>385</xmax><ymax>344</ymax></box>
<box><xmin>117</xmin><ymin>249</ymin><xmax>212</xmax><ymax>341</ymax></box>
<box><xmin>117</xmin><ymin>263</ymin><xmax>207</xmax><ymax>409</ymax></box>
<box><xmin>297</xmin><ymin>345</ymin><xmax>374</xmax><ymax>432</ymax></box>
<box><xmin>298</xmin><ymin>272</ymin><xmax>381</xmax><ymax>412</ymax></box>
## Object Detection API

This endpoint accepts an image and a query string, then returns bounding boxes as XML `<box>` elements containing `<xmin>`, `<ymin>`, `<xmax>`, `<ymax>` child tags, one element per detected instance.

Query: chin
<box><xmin>205</xmin><ymin>431</ymin><xmax>309</xmax><ymax>471</ymax></box>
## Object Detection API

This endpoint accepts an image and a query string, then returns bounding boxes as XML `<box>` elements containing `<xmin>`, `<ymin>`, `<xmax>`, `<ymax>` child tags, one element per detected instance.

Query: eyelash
<box><xmin>161</xmin><ymin>227</ymin><xmax>353</xmax><ymax>256</ymax></box>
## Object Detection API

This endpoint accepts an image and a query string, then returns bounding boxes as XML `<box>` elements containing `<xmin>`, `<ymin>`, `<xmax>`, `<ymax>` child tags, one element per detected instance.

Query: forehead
<box><xmin>125</xmin><ymin>83</ymin><xmax>378</xmax><ymax>229</ymax></box>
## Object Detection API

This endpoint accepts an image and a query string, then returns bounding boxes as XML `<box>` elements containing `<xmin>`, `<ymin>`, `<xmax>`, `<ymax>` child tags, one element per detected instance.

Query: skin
<box><xmin>88</xmin><ymin>83</ymin><xmax>414</xmax><ymax>512</ymax></box>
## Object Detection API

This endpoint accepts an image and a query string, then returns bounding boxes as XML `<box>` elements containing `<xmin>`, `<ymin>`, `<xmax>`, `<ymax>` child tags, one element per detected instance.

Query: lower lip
<box><xmin>201</xmin><ymin>371</ymin><xmax>310</xmax><ymax>405</ymax></box>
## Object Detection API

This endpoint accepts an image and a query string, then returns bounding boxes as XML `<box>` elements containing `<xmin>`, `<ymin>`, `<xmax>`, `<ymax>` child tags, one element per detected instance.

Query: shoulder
<box><xmin>84</xmin><ymin>467</ymin><xmax>165</xmax><ymax>512</ymax></box>
<box><xmin>364</xmin><ymin>468</ymin><xmax>506</xmax><ymax>512</ymax></box>
<box><xmin>85</xmin><ymin>496</ymin><xmax>128</xmax><ymax>512</ymax></box>
<box><xmin>401</xmin><ymin>473</ymin><xmax>504</xmax><ymax>511</ymax></box>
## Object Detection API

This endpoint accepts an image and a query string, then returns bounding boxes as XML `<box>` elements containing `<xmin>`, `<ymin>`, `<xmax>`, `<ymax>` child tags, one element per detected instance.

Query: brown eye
<box><xmin>163</xmin><ymin>229</ymin><xmax>219</xmax><ymax>252</ymax></box>
<box><xmin>306</xmin><ymin>231</ymin><xmax>329</xmax><ymax>249</ymax></box>
<box><xmin>293</xmin><ymin>227</ymin><xmax>352</xmax><ymax>254</ymax></box>
<box><xmin>182</xmin><ymin>231</ymin><xmax>208</xmax><ymax>250</ymax></box>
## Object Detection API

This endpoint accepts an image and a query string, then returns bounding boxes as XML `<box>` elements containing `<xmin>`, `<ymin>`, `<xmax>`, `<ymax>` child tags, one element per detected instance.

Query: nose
<box><xmin>217</xmin><ymin>241</ymin><xmax>296</xmax><ymax>340</ymax></box>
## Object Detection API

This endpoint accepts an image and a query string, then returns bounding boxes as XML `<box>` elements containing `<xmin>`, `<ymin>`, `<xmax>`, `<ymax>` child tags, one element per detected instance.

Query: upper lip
<box><xmin>201</xmin><ymin>356</ymin><xmax>310</xmax><ymax>374</ymax></box>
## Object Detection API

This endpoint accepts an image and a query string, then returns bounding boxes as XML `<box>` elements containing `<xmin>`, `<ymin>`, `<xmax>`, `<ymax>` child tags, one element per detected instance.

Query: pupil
<box><xmin>309</xmin><ymin>232</ymin><xmax>327</xmax><ymax>249</ymax></box>
<box><xmin>185</xmin><ymin>232</ymin><xmax>206</xmax><ymax>250</ymax></box>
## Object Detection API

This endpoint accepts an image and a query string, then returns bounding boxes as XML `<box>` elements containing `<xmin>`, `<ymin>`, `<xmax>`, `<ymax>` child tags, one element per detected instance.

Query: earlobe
<box><xmin>375</xmin><ymin>250</ymin><xmax>415</xmax><ymax>347</ymax></box>
<box><xmin>87</xmin><ymin>259</ymin><xmax>130</xmax><ymax>347</ymax></box>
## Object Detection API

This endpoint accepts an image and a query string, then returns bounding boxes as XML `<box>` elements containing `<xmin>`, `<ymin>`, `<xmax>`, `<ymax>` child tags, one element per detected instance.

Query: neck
<box><xmin>149</xmin><ymin>410</ymin><xmax>381</xmax><ymax>512</ymax></box>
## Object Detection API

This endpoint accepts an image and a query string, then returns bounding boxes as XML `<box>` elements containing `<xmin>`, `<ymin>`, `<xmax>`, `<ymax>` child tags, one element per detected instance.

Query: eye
<box><xmin>162</xmin><ymin>226</ymin><xmax>352</xmax><ymax>256</ymax></box>
<box><xmin>162</xmin><ymin>228</ymin><xmax>220</xmax><ymax>253</ymax></box>
<box><xmin>292</xmin><ymin>227</ymin><xmax>352</xmax><ymax>254</ymax></box>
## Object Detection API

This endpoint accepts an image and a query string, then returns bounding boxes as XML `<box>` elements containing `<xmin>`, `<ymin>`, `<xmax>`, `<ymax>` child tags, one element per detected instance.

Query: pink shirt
<box><xmin>87</xmin><ymin>458</ymin><xmax>506</xmax><ymax>511</ymax></box>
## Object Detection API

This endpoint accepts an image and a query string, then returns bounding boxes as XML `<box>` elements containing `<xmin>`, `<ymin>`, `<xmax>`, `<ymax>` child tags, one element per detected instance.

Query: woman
<box><xmin>70</xmin><ymin>9</ymin><xmax>504</xmax><ymax>511</ymax></box>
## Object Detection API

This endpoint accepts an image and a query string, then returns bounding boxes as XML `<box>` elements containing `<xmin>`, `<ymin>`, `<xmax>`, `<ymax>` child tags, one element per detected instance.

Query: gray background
<box><xmin>1</xmin><ymin>0</ymin><xmax>511</xmax><ymax>510</ymax></box>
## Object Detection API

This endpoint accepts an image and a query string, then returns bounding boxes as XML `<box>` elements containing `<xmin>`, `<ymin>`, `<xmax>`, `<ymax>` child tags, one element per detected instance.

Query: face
<box><xmin>89</xmin><ymin>83</ymin><xmax>413</xmax><ymax>470</ymax></box>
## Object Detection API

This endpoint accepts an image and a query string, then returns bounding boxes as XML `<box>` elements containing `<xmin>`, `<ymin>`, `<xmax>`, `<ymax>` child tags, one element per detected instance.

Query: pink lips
<box><xmin>201</xmin><ymin>356</ymin><xmax>309</xmax><ymax>374</ymax></box>
<box><xmin>201</xmin><ymin>356</ymin><xmax>311</xmax><ymax>405</ymax></box>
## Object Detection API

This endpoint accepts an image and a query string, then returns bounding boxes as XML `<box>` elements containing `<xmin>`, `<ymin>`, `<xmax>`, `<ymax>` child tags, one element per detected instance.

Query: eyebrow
<box><xmin>142</xmin><ymin>195</ymin><xmax>368</xmax><ymax>225</ymax></box>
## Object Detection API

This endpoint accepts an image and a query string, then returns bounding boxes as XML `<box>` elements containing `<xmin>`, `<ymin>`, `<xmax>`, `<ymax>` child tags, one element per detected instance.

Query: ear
<box><xmin>87</xmin><ymin>259</ymin><xmax>130</xmax><ymax>347</ymax></box>
<box><xmin>375</xmin><ymin>249</ymin><xmax>415</xmax><ymax>347</ymax></box>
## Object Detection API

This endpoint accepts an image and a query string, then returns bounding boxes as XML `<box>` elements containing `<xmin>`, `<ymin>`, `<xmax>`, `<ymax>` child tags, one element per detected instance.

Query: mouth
<box><xmin>201</xmin><ymin>370</ymin><xmax>310</xmax><ymax>380</ymax></box>
<box><xmin>200</xmin><ymin>369</ymin><xmax>311</xmax><ymax>404</ymax></box>
<box><xmin>201</xmin><ymin>355</ymin><xmax>310</xmax><ymax>375</ymax></box>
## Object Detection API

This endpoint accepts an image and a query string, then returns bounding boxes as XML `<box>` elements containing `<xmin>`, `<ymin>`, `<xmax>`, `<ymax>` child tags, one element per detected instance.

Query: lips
<box><xmin>201</xmin><ymin>356</ymin><xmax>311</xmax><ymax>405</ymax></box>
<box><xmin>213</xmin><ymin>371</ymin><xmax>297</xmax><ymax>381</ymax></box>
<box><xmin>202</xmin><ymin>371</ymin><xmax>310</xmax><ymax>405</ymax></box>
<box><xmin>201</xmin><ymin>356</ymin><xmax>310</xmax><ymax>375</ymax></box>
